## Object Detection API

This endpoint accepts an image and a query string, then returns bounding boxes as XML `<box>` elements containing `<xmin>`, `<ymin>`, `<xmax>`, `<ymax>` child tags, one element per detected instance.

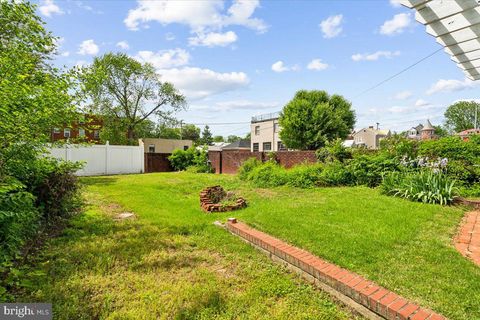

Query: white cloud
<box><xmin>39</xmin><ymin>0</ymin><xmax>64</xmax><ymax>17</ymax></box>
<box><xmin>192</xmin><ymin>100</ymin><xmax>278</xmax><ymax>112</ymax></box>
<box><xmin>426</xmin><ymin>78</ymin><xmax>480</xmax><ymax>95</ymax></box>
<box><xmin>351</xmin><ymin>50</ymin><xmax>400</xmax><ymax>61</ymax></box>
<box><xmin>116</xmin><ymin>41</ymin><xmax>130</xmax><ymax>50</ymax></box>
<box><xmin>165</xmin><ymin>33</ymin><xmax>175</xmax><ymax>41</ymax></box>
<box><xmin>135</xmin><ymin>48</ymin><xmax>190</xmax><ymax>69</ymax></box>
<box><xmin>389</xmin><ymin>0</ymin><xmax>403</xmax><ymax>7</ymax></box>
<box><xmin>388</xmin><ymin>106</ymin><xmax>410</xmax><ymax>114</ymax></box>
<box><xmin>158</xmin><ymin>67</ymin><xmax>249</xmax><ymax>100</ymax></box>
<box><xmin>60</xmin><ymin>51</ymin><xmax>70</xmax><ymax>57</ymax></box>
<box><xmin>189</xmin><ymin>31</ymin><xmax>238</xmax><ymax>47</ymax></box>
<box><xmin>380</xmin><ymin>13</ymin><xmax>412</xmax><ymax>35</ymax></box>
<box><xmin>415</xmin><ymin>99</ymin><xmax>430</xmax><ymax>107</ymax></box>
<box><xmin>307</xmin><ymin>59</ymin><xmax>328</xmax><ymax>71</ymax></box>
<box><xmin>393</xmin><ymin>90</ymin><xmax>413</xmax><ymax>100</ymax></box>
<box><xmin>271</xmin><ymin>61</ymin><xmax>289</xmax><ymax>73</ymax></box>
<box><xmin>77</xmin><ymin>39</ymin><xmax>99</xmax><ymax>55</ymax></box>
<box><xmin>124</xmin><ymin>0</ymin><xmax>267</xmax><ymax>33</ymax></box>
<box><xmin>319</xmin><ymin>15</ymin><xmax>343</xmax><ymax>39</ymax></box>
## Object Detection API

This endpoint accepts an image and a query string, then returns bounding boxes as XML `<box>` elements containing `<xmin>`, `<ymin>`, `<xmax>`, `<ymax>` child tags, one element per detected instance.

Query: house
<box><xmin>406</xmin><ymin>120</ymin><xmax>436</xmax><ymax>141</ymax></box>
<box><xmin>207</xmin><ymin>142</ymin><xmax>230</xmax><ymax>152</ymax></box>
<box><xmin>456</xmin><ymin>128</ymin><xmax>480</xmax><ymax>141</ymax></box>
<box><xmin>353</xmin><ymin>126</ymin><xmax>391</xmax><ymax>149</ymax></box>
<box><xmin>142</xmin><ymin>138</ymin><xmax>193</xmax><ymax>153</ymax></box>
<box><xmin>250</xmin><ymin>112</ymin><xmax>287</xmax><ymax>152</ymax></box>
<box><xmin>222</xmin><ymin>139</ymin><xmax>251</xmax><ymax>151</ymax></box>
<box><xmin>50</xmin><ymin>114</ymin><xmax>103</xmax><ymax>143</ymax></box>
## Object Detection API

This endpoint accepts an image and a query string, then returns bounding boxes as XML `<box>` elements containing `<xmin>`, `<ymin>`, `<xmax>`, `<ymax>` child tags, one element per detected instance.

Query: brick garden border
<box><xmin>454</xmin><ymin>210</ymin><xmax>480</xmax><ymax>266</ymax></box>
<box><xmin>224</xmin><ymin>219</ymin><xmax>445</xmax><ymax>320</ymax></box>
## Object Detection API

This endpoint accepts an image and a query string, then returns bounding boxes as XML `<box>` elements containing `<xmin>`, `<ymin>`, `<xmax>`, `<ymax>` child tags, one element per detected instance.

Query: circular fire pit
<box><xmin>200</xmin><ymin>186</ymin><xmax>247</xmax><ymax>213</ymax></box>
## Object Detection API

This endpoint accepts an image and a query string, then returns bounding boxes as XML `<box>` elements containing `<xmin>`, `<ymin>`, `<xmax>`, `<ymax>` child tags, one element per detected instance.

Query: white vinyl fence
<box><xmin>47</xmin><ymin>141</ymin><xmax>144</xmax><ymax>176</ymax></box>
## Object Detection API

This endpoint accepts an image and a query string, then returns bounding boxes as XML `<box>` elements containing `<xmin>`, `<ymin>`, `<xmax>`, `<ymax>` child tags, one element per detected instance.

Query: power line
<box><xmin>354</xmin><ymin>47</ymin><xmax>444</xmax><ymax>98</ymax></box>
<box><xmin>186</xmin><ymin>121</ymin><xmax>250</xmax><ymax>126</ymax></box>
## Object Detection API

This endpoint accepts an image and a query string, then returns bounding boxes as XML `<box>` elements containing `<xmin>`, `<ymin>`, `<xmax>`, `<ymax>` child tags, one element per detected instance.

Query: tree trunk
<box><xmin>127</xmin><ymin>126</ymin><xmax>135</xmax><ymax>145</ymax></box>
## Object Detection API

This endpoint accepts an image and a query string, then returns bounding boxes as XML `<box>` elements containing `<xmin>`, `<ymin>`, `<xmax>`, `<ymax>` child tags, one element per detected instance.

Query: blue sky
<box><xmin>37</xmin><ymin>0</ymin><xmax>480</xmax><ymax>137</ymax></box>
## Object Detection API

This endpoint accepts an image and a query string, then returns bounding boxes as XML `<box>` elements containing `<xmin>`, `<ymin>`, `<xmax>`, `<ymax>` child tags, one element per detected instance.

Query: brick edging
<box><xmin>225</xmin><ymin>219</ymin><xmax>445</xmax><ymax>320</ymax></box>
<box><xmin>454</xmin><ymin>210</ymin><xmax>480</xmax><ymax>265</ymax></box>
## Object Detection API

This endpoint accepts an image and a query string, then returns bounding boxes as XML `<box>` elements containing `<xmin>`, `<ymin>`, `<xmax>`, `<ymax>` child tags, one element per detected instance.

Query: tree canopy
<box><xmin>444</xmin><ymin>101</ymin><xmax>479</xmax><ymax>133</ymax></box>
<box><xmin>77</xmin><ymin>52</ymin><xmax>186</xmax><ymax>145</ymax></box>
<box><xmin>0</xmin><ymin>1</ymin><xmax>77</xmax><ymax>174</ymax></box>
<box><xmin>200</xmin><ymin>125</ymin><xmax>213</xmax><ymax>145</ymax></box>
<box><xmin>279</xmin><ymin>90</ymin><xmax>355</xmax><ymax>150</ymax></box>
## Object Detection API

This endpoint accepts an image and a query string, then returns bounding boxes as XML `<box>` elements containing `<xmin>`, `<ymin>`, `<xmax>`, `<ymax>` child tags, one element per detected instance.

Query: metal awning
<box><xmin>401</xmin><ymin>0</ymin><xmax>480</xmax><ymax>80</ymax></box>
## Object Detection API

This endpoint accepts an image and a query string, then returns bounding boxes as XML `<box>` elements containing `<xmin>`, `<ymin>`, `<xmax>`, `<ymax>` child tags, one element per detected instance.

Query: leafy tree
<box><xmin>279</xmin><ymin>90</ymin><xmax>355</xmax><ymax>150</ymax></box>
<box><xmin>444</xmin><ymin>101</ymin><xmax>480</xmax><ymax>132</ymax></box>
<box><xmin>181</xmin><ymin>124</ymin><xmax>201</xmax><ymax>143</ymax></box>
<box><xmin>245</xmin><ymin>132</ymin><xmax>251</xmax><ymax>140</ymax></box>
<box><xmin>200</xmin><ymin>125</ymin><xmax>213</xmax><ymax>145</ymax></box>
<box><xmin>213</xmin><ymin>135</ymin><xmax>224</xmax><ymax>142</ymax></box>
<box><xmin>434</xmin><ymin>125</ymin><xmax>449</xmax><ymax>138</ymax></box>
<box><xmin>77</xmin><ymin>52</ymin><xmax>186</xmax><ymax>145</ymax></box>
<box><xmin>158</xmin><ymin>125</ymin><xmax>181</xmax><ymax>139</ymax></box>
<box><xmin>0</xmin><ymin>1</ymin><xmax>77</xmax><ymax>175</ymax></box>
<box><xmin>227</xmin><ymin>135</ymin><xmax>242</xmax><ymax>143</ymax></box>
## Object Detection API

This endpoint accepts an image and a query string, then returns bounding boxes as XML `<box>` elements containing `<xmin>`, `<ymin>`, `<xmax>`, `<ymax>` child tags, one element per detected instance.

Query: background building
<box><xmin>353</xmin><ymin>126</ymin><xmax>390</xmax><ymax>149</ymax></box>
<box><xmin>142</xmin><ymin>138</ymin><xmax>192</xmax><ymax>153</ymax></box>
<box><xmin>250</xmin><ymin>112</ymin><xmax>286</xmax><ymax>152</ymax></box>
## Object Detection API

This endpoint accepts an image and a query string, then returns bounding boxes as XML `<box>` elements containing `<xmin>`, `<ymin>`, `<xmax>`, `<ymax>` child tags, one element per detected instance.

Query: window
<box><xmin>148</xmin><ymin>144</ymin><xmax>155</xmax><ymax>153</ymax></box>
<box><xmin>277</xmin><ymin>141</ymin><xmax>286</xmax><ymax>151</ymax></box>
<box><xmin>274</xmin><ymin>123</ymin><xmax>280</xmax><ymax>132</ymax></box>
<box><xmin>64</xmin><ymin>128</ymin><xmax>71</xmax><ymax>138</ymax></box>
<box><xmin>263</xmin><ymin>142</ymin><xmax>272</xmax><ymax>151</ymax></box>
<box><xmin>93</xmin><ymin>130</ymin><xmax>100</xmax><ymax>139</ymax></box>
<box><xmin>183</xmin><ymin>146</ymin><xmax>189</xmax><ymax>151</ymax></box>
<box><xmin>53</xmin><ymin>128</ymin><xmax>60</xmax><ymax>134</ymax></box>
<box><xmin>255</xmin><ymin>126</ymin><xmax>260</xmax><ymax>135</ymax></box>
<box><xmin>78</xmin><ymin>128</ymin><xmax>85</xmax><ymax>137</ymax></box>
<box><xmin>253</xmin><ymin>143</ymin><xmax>259</xmax><ymax>152</ymax></box>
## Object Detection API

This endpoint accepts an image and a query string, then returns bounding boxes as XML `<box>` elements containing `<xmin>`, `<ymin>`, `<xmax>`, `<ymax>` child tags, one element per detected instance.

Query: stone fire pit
<box><xmin>200</xmin><ymin>186</ymin><xmax>247</xmax><ymax>212</ymax></box>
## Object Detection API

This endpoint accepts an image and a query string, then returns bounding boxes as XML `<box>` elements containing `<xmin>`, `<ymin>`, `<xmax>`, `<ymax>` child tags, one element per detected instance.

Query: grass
<box><xmin>15</xmin><ymin>173</ymin><xmax>355</xmax><ymax>320</ymax></box>
<box><xmin>15</xmin><ymin>172</ymin><xmax>480</xmax><ymax>319</ymax></box>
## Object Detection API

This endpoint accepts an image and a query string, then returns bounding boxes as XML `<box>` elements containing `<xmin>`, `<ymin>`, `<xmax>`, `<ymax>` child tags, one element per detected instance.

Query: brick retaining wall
<box><xmin>209</xmin><ymin>150</ymin><xmax>316</xmax><ymax>174</ymax></box>
<box><xmin>225</xmin><ymin>219</ymin><xmax>445</xmax><ymax>320</ymax></box>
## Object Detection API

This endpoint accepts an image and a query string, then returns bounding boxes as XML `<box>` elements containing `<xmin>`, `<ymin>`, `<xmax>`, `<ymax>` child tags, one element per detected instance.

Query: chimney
<box><xmin>369</xmin><ymin>126</ymin><xmax>374</xmax><ymax>129</ymax></box>
<box><xmin>376</xmin><ymin>122</ymin><xmax>380</xmax><ymax>130</ymax></box>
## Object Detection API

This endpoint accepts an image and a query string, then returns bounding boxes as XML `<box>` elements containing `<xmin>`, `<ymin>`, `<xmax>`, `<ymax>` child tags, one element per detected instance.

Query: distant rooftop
<box><xmin>251</xmin><ymin>111</ymin><xmax>280</xmax><ymax>123</ymax></box>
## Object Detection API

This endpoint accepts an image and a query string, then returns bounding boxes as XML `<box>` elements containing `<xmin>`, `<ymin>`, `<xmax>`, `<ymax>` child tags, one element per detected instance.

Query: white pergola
<box><xmin>401</xmin><ymin>0</ymin><xmax>480</xmax><ymax>80</ymax></box>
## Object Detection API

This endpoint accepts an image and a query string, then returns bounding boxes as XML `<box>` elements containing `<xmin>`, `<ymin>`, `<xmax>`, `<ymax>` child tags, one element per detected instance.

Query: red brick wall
<box><xmin>209</xmin><ymin>151</ymin><xmax>222</xmax><ymax>174</ymax></box>
<box><xmin>209</xmin><ymin>150</ymin><xmax>316</xmax><ymax>174</ymax></box>
<box><xmin>276</xmin><ymin>151</ymin><xmax>317</xmax><ymax>168</ymax></box>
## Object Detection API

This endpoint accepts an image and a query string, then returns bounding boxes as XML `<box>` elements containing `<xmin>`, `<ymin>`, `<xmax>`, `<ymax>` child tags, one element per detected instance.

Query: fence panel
<box><xmin>47</xmin><ymin>142</ymin><xmax>144</xmax><ymax>176</ymax></box>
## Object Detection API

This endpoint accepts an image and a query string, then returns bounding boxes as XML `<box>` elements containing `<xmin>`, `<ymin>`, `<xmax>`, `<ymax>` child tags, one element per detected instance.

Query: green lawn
<box><xmin>17</xmin><ymin>172</ymin><xmax>480</xmax><ymax>319</ymax></box>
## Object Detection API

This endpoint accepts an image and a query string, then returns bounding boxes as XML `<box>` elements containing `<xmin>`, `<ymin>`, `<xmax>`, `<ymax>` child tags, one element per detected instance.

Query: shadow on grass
<box><xmin>80</xmin><ymin>176</ymin><xmax>119</xmax><ymax>186</ymax></box>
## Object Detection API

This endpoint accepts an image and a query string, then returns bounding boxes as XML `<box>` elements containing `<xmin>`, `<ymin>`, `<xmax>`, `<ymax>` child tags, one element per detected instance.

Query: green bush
<box><xmin>381</xmin><ymin>170</ymin><xmax>457</xmax><ymax>205</ymax></box>
<box><xmin>347</xmin><ymin>154</ymin><xmax>399</xmax><ymax>187</ymax></box>
<box><xmin>318</xmin><ymin>162</ymin><xmax>353</xmax><ymax>186</ymax></box>
<box><xmin>168</xmin><ymin>147</ymin><xmax>212</xmax><ymax>172</ymax></box>
<box><xmin>238</xmin><ymin>157</ymin><xmax>262</xmax><ymax>180</ymax></box>
<box><xmin>316</xmin><ymin>139</ymin><xmax>352</xmax><ymax>163</ymax></box>
<box><xmin>247</xmin><ymin>162</ymin><xmax>288</xmax><ymax>188</ymax></box>
<box><xmin>286</xmin><ymin>163</ymin><xmax>323</xmax><ymax>188</ymax></box>
<box><xmin>379</xmin><ymin>134</ymin><xmax>418</xmax><ymax>159</ymax></box>
<box><xmin>418</xmin><ymin>136</ymin><xmax>480</xmax><ymax>163</ymax></box>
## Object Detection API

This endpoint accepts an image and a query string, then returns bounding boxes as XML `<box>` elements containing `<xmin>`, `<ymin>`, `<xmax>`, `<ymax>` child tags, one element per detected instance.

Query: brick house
<box><xmin>51</xmin><ymin>114</ymin><xmax>103</xmax><ymax>143</ymax></box>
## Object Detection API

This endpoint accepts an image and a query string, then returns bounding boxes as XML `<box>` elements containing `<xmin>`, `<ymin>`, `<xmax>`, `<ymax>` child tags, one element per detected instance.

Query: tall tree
<box><xmin>200</xmin><ymin>125</ymin><xmax>213</xmax><ymax>145</ymax></box>
<box><xmin>0</xmin><ymin>1</ymin><xmax>77</xmax><ymax>174</ymax></box>
<box><xmin>77</xmin><ymin>53</ymin><xmax>186</xmax><ymax>145</ymax></box>
<box><xmin>213</xmin><ymin>135</ymin><xmax>224</xmax><ymax>142</ymax></box>
<box><xmin>279</xmin><ymin>90</ymin><xmax>355</xmax><ymax>150</ymax></box>
<box><xmin>444</xmin><ymin>101</ymin><xmax>479</xmax><ymax>132</ymax></box>
<box><xmin>181</xmin><ymin>124</ymin><xmax>201</xmax><ymax>143</ymax></box>
<box><xmin>227</xmin><ymin>135</ymin><xmax>242</xmax><ymax>143</ymax></box>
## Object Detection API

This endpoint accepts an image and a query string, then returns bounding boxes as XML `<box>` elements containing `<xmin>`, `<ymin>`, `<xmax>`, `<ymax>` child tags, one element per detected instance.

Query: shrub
<box><xmin>246</xmin><ymin>162</ymin><xmax>288</xmax><ymax>188</ymax></box>
<box><xmin>418</xmin><ymin>136</ymin><xmax>480</xmax><ymax>163</ymax></box>
<box><xmin>347</xmin><ymin>154</ymin><xmax>399</xmax><ymax>187</ymax></box>
<box><xmin>381</xmin><ymin>170</ymin><xmax>457</xmax><ymax>205</ymax></box>
<box><xmin>238</xmin><ymin>157</ymin><xmax>262</xmax><ymax>180</ymax></box>
<box><xmin>318</xmin><ymin>162</ymin><xmax>353</xmax><ymax>186</ymax></box>
<box><xmin>316</xmin><ymin>139</ymin><xmax>352</xmax><ymax>163</ymax></box>
<box><xmin>286</xmin><ymin>163</ymin><xmax>323</xmax><ymax>188</ymax></box>
<box><xmin>168</xmin><ymin>147</ymin><xmax>212</xmax><ymax>172</ymax></box>
<box><xmin>379</xmin><ymin>134</ymin><xmax>418</xmax><ymax>159</ymax></box>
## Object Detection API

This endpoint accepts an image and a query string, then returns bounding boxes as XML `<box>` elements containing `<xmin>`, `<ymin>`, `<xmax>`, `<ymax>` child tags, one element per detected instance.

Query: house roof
<box><xmin>422</xmin><ymin>119</ymin><xmax>434</xmax><ymax>131</ymax></box>
<box><xmin>401</xmin><ymin>0</ymin><xmax>480</xmax><ymax>80</ymax></box>
<box><xmin>412</xmin><ymin>124</ymin><xmax>424</xmax><ymax>132</ymax></box>
<box><xmin>222</xmin><ymin>139</ymin><xmax>251</xmax><ymax>150</ymax></box>
<box><xmin>354</xmin><ymin>127</ymin><xmax>390</xmax><ymax>136</ymax></box>
<box><xmin>457</xmin><ymin>128</ymin><xmax>480</xmax><ymax>136</ymax></box>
